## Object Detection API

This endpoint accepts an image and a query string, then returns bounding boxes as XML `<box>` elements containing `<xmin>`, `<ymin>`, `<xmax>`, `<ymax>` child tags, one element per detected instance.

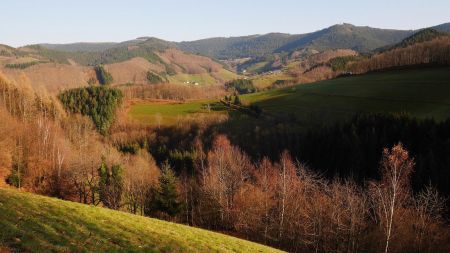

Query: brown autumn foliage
<box><xmin>104</xmin><ymin>57</ymin><xmax>165</xmax><ymax>85</ymax></box>
<box><xmin>270</xmin><ymin>49</ymin><xmax>359</xmax><ymax>87</ymax></box>
<box><xmin>202</xmin><ymin>135</ymin><xmax>254</xmax><ymax>229</ymax></box>
<box><xmin>1</xmin><ymin>63</ymin><xmax>95</xmax><ymax>93</ymax></box>
<box><xmin>298</xmin><ymin>65</ymin><xmax>336</xmax><ymax>83</ymax></box>
<box><xmin>120</xmin><ymin>83</ymin><xmax>226</xmax><ymax>101</ymax></box>
<box><xmin>157</xmin><ymin>48</ymin><xmax>223</xmax><ymax>74</ymax></box>
<box><xmin>0</xmin><ymin>72</ymin><xmax>159</xmax><ymax>204</ymax></box>
<box><xmin>349</xmin><ymin>37</ymin><xmax>450</xmax><ymax>74</ymax></box>
<box><xmin>296</xmin><ymin>49</ymin><xmax>358</xmax><ymax>73</ymax></box>
<box><xmin>0</xmin><ymin>107</ymin><xmax>17</xmax><ymax>187</ymax></box>
<box><xmin>122</xmin><ymin>150</ymin><xmax>160</xmax><ymax>214</ymax></box>
<box><xmin>179</xmin><ymin>136</ymin><xmax>449</xmax><ymax>252</ymax></box>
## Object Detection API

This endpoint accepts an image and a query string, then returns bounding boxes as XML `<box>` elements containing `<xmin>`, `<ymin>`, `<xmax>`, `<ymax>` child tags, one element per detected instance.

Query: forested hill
<box><xmin>25</xmin><ymin>37</ymin><xmax>176</xmax><ymax>65</ymax></box>
<box><xmin>432</xmin><ymin>22</ymin><xmax>450</xmax><ymax>33</ymax></box>
<box><xmin>178</xmin><ymin>23</ymin><xmax>450</xmax><ymax>59</ymax></box>
<box><xmin>376</xmin><ymin>28</ymin><xmax>450</xmax><ymax>52</ymax></box>
<box><xmin>177</xmin><ymin>24</ymin><xmax>412</xmax><ymax>58</ymax></box>
<box><xmin>40</xmin><ymin>42</ymin><xmax>118</xmax><ymax>52</ymax></box>
<box><xmin>178</xmin><ymin>33</ymin><xmax>301</xmax><ymax>59</ymax></box>
<box><xmin>39</xmin><ymin>37</ymin><xmax>176</xmax><ymax>55</ymax></box>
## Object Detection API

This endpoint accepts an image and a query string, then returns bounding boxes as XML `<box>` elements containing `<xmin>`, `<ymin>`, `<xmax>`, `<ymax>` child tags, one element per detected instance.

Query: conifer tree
<box><xmin>98</xmin><ymin>160</ymin><xmax>124</xmax><ymax>210</ymax></box>
<box><xmin>146</xmin><ymin>161</ymin><xmax>182</xmax><ymax>217</ymax></box>
<box><xmin>233</xmin><ymin>95</ymin><xmax>241</xmax><ymax>106</ymax></box>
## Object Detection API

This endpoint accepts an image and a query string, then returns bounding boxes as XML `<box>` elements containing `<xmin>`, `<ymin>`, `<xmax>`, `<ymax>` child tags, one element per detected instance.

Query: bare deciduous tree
<box><xmin>370</xmin><ymin>143</ymin><xmax>414</xmax><ymax>253</ymax></box>
<box><xmin>411</xmin><ymin>185</ymin><xmax>446</xmax><ymax>253</ymax></box>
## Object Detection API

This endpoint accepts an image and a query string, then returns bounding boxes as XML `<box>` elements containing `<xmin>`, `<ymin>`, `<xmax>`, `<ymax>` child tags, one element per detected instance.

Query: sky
<box><xmin>1</xmin><ymin>0</ymin><xmax>449</xmax><ymax>47</ymax></box>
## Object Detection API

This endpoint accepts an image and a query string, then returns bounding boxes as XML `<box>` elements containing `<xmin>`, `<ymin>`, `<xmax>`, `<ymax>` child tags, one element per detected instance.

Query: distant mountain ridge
<box><xmin>178</xmin><ymin>24</ymin><xmax>413</xmax><ymax>59</ymax></box>
<box><xmin>19</xmin><ymin>37</ymin><xmax>177</xmax><ymax>66</ymax></box>
<box><xmin>178</xmin><ymin>33</ymin><xmax>301</xmax><ymax>59</ymax></box>
<box><xmin>178</xmin><ymin>23</ymin><xmax>449</xmax><ymax>59</ymax></box>
<box><xmin>35</xmin><ymin>23</ymin><xmax>449</xmax><ymax>60</ymax></box>
<box><xmin>40</xmin><ymin>42</ymin><xmax>118</xmax><ymax>52</ymax></box>
<box><xmin>432</xmin><ymin>23</ymin><xmax>450</xmax><ymax>33</ymax></box>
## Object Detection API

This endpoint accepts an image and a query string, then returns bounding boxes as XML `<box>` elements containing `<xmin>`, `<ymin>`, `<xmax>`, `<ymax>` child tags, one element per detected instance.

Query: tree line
<box><xmin>146</xmin><ymin>71</ymin><xmax>165</xmax><ymax>84</ymax></box>
<box><xmin>94</xmin><ymin>65</ymin><xmax>114</xmax><ymax>85</ymax></box>
<box><xmin>225</xmin><ymin>79</ymin><xmax>257</xmax><ymax>94</ymax></box>
<box><xmin>4</xmin><ymin>61</ymin><xmax>45</xmax><ymax>69</ymax></box>
<box><xmin>177</xmin><ymin>137</ymin><xmax>448</xmax><ymax>252</ymax></box>
<box><xmin>349</xmin><ymin>37</ymin><xmax>450</xmax><ymax>74</ymax></box>
<box><xmin>120</xmin><ymin>83</ymin><xmax>226</xmax><ymax>101</ymax></box>
<box><xmin>218</xmin><ymin>113</ymin><xmax>450</xmax><ymax>200</ymax></box>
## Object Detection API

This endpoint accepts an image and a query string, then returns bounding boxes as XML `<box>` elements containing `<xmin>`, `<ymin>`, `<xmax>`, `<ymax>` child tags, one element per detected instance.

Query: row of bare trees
<box><xmin>121</xmin><ymin>83</ymin><xmax>226</xmax><ymax>101</ymax></box>
<box><xmin>177</xmin><ymin>135</ymin><xmax>449</xmax><ymax>253</ymax></box>
<box><xmin>349</xmin><ymin>37</ymin><xmax>450</xmax><ymax>74</ymax></box>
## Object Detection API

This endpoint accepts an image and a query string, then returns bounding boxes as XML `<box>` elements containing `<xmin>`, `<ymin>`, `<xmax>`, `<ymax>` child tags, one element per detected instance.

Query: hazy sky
<box><xmin>1</xmin><ymin>0</ymin><xmax>449</xmax><ymax>47</ymax></box>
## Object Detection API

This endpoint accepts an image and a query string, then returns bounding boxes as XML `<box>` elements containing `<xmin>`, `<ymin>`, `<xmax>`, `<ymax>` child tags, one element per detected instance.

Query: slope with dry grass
<box><xmin>0</xmin><ymin>63</ymin><xmax>95</xmax><ymax>93</ymax></box>
<box><xmin>105</xmin><ymin>57</ymin><xmax>165</xmax><ymax>85</ymax></box>
<box><xmin>0</xmin><ymin>46</ymin><xmax>238</xmax><ymax>92</ymax></box>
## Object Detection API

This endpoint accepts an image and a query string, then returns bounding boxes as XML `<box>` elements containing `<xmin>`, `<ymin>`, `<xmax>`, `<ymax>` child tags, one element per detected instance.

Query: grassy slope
<box><xmin>0</xmin><ymin>189</ymin><xmax>283</xmax><ymax>253</ymax></box>
<box><xmin>214</xmin><ymin>69</ymin><xmax>240</xmax><ymax>82</ymax></box>
<box><xmin>242</xmin><ymin>67</ymin><xmax>450</xmax><ymax>126</ymax></box>
<box><xmin>168</xmin><ymin>73</ymin><xmax>217</xmax><ymax>86</ymax></box>
<box><xmin>168</xmin><ymin>69</ymin><xmax>238</xmax><ymax>86</ymax></box>
<box><xmin>252</xmin><ymin>72</ymin><xmax>294</xmax><ymax>89</ymax></box>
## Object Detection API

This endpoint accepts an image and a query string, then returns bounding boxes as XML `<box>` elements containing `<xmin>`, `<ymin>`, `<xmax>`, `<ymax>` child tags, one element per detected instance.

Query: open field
<box><xmin>168</xmin><ymin>69</ymin><xmax>238</xmax><ymax>86</ymax></box>
<box><xmin>0</xmin><ymin>188</ymin><xmax>284</xmax><ymax>253</ymax></box>
<box><xmin>128</xmin><ymin>67</ymin><xmax>450</xmax><ymax>129</ymax></box>
<box><xmin>251</xmin><ymin>71</ymin><xmax>294</xmax><ymax>89</ymax></box>
<box><xmin>129</xmin><ymin>100</ymin><xmax>227</xmax><ymax>126</ymax></box>
<box><xmin>168</xmin><ymin>73</ymin><xmax>217</xmax><ymax>86</ymax></box>
<box><xmin>242</xmin><ymin>67</ymin><xmax>450</xmax><ymax>126</ymax></box>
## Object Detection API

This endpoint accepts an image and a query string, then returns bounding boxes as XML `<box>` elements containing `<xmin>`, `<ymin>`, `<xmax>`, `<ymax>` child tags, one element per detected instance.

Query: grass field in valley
<box><xmin>129</xmin><ymin>67</ymin><xmax>450</xmax><ymax>129</ymax></box>
<box><xmin>0</xmin><ymin>189</ymin><xmax>284</xmax><ymax>253</ymax></box>
<box><xmin>241</xmin><ymin>67</ymin><xmax>450</xmax><ymax>127</ymax></box>
<box><xmin>129</xmin><ymin>100</ymin><xmax>227</xmax><ymax>126</ymax></box>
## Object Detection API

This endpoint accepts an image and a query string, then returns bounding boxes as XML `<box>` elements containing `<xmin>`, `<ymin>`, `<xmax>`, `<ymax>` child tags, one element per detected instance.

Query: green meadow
<box><xmin>129</xmin><ymin>100</ymin><xmax>227</xmax><ymax>126</ymax></box>
<box><xmin>242</xmin><ymin>67</ymin><xmax>450</xmax><ymax>126</ymax></box>
<box><xmin>129</xmin><ymin>67</ymin><xmax>450</xmax><ymax>129</ymax></box>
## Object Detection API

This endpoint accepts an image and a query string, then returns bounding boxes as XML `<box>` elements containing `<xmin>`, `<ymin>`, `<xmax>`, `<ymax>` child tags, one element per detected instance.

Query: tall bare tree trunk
<box><xmin>279</xmin><ymin>158</ymin><xmax>286</xmax><ymax>239</ymax></box>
